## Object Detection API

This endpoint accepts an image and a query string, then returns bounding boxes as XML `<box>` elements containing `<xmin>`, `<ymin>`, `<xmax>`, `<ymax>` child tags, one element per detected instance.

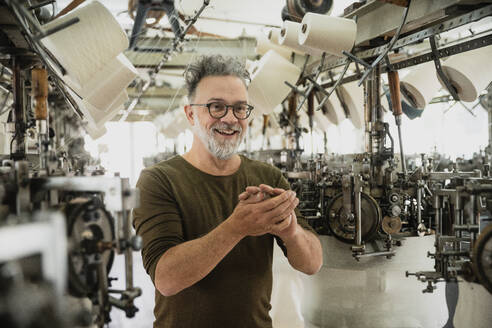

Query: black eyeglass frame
<box><xmin>189</xmin><ymin>102</ymin><xmax>254</xmax><ymax>120</ymax></box>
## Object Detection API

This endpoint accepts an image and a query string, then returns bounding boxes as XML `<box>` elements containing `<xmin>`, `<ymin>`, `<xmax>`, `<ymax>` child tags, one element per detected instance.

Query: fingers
<box><xmin>270</xmin><ymin>197</ymin><xmax>299</xmax><ymax>222</ymax></box>
<box><xmin>238</xmin><ymin>186</ymin><xmax>263</xmax><ymax>202</ymax></box>
<box><xmin>241</xmin><ymin>185</ymin><xmax>287</xmax><ymax>202</ymax></box>
<box><xmin>245</xmin><ymin>186</ymin><xmax>261</xmax><ymax>194</ymax></box>
<box><xmin>238</xmin><ymin>191</ymin><xmax>249</xmax><ymax>201</ymax></box>
<box><xmin>263</xmin><ymin>193</ymin><xmax>298</xmax><ymax>224</ymax></box>
<box><xmin>241</xmin><ymin>192</ymin><xmax>265</xmax><ymax>204</ymax></box>
<box><xmin>259</xmin><ymin>184</ymin><xmax>284</xmax><ymax>196</ymax></box>
<box><xmin>259</xmin><ymin>190</ymin><xmax>296</xmax><ymax>212</ymax></box>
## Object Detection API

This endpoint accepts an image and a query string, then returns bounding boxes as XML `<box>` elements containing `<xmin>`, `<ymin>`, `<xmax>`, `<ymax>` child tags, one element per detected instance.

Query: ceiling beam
<box><xmin>125</xmin><ymin>36</ymin><xmax>258</xmax><ymax>68</ymax></box>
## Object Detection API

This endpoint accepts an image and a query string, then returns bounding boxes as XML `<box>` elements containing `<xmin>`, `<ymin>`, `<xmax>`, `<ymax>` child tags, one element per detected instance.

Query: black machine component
<box><xmin>128</xmin><ymin>0</ymin><xmax>183</xmax><ymax>50</ymax></box>
<box><xmin>65</xmin><ymin>196</ymin><xmax>141</xmax><ymax>325</ymax></box>
<box><xmin>282</xmin><ymin>0</ymin><xmax>333</xmax><ymax>22</ymax></box>
<box><xmin>66</xmin><ymin>198</ymin><xmax>115</xmax><ymax>297</ymax></box>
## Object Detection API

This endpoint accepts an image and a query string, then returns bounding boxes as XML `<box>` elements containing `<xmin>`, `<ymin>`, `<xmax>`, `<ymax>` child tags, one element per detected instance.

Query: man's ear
<box><xmin>184</xmin><ymin>105</ymin><xmax>195</xmax><ymax>126</ymax></box>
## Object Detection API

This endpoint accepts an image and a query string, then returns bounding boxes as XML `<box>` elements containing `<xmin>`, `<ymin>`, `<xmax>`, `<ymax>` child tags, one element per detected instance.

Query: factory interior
<box><xmin>1</xmin><ymin>0</ymin><xmax>492</xmax><ymax>327</ymax></box>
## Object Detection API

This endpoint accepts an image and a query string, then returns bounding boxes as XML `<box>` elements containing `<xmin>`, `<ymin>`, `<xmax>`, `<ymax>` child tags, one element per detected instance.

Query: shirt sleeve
<box><xmin>273</xmin><ymin>170</ymin><xmax>319</xmax><ymax>256</ymax></box>
<box><xmin>133</xmin><ymin>168</ymin><xmax>185</xmax><ymax>283</ymax></box>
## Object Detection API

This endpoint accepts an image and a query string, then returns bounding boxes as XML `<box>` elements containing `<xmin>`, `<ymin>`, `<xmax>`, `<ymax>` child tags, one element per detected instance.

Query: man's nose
<box><xmin>220</xmin><ymin>107</ymin><xmax>239</xmax><ymax>124</ymax></box>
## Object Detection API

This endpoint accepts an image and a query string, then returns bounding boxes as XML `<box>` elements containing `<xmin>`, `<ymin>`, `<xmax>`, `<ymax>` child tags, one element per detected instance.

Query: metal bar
<box><xmin>417</xmin><ymin>182</ymin><xmax>422</xmax><ymax>223</ymax></box>
<box><xmin>35</xmin><ymin>18</ymin><xmax>80</xmax><ymax>41</ymax></box>
<box><xmin>355</xmin><ymin>177</ymin><xmax>362</xmax><ymax>247</ymax></box>
<box><xmin>33</xmin><ymin>176</ymin><xmax>137</xmax><ymax>211</ymax></box>
<box><xmin>28</xmin><ymin>0</ymin><xmax>56</xmax><ymax>11</ymax></box>
<box><xmin>119</xmin><ymin>80</ymin><xmax>151</xmax><ymax>122</ymax></box>
<box><xmin>355</xmin><ymin>250</ymin><xmax>396</xmax><ymax>258</ymax></box>
<box><xmin>453</xmin><ymin>224</ymin><xmax>479</xmax><ymax>231</ymax></box>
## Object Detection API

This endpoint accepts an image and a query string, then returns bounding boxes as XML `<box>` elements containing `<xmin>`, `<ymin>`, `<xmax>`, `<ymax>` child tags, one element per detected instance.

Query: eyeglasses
<box><xmin>189</xmin><ymin>102</ymin><xmax>254</xmax><ymax>120</ymax></box>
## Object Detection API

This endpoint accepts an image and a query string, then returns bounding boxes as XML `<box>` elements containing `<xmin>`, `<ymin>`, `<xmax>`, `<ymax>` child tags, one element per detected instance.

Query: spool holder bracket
<box><xmin>429</xmin><ymin>35</ymin><xmax>460</xmax><ymax>101</ymax></box>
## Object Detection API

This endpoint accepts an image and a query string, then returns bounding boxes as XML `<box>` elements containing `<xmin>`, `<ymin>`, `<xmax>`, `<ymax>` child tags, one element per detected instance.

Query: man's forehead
<box><xmin>195</xmin><ymin>75</ymin><xmax>248</xmax><ymax>98</ymax></box>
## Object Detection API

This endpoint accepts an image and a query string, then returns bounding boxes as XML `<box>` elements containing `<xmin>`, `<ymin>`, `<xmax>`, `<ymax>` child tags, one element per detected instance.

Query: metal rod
<box><xmin>417</xmin><ymin>182</ymin><xmax>422</xmax><ymax>223</ymax></box>
<box><xmin>355</xmin><ymin>177</ymin><xmax>362</xmax><ymax>247</ymax></box>
<box><xmin>315</xmin><ymin>59</ymin><xmax>351</xmax><ymax>111</ymax></box>
<box><xmin>35</xmin><ymin>18</ymin><xmax>80</xmax><ymax>41</ymax></box>
<box><xmin>179</xmin><ymin>0</ymin><xmax>210</xmax><ymax>40</ymax></box>
<box><xmin>342</xmin><ymin>50</ymin><xmax>370</xmax><ymax>68</ymax></box>
<box><xmin>357</xmin><ymin>0</ymin><xmax>412</xmax><ymax>85</ymax></box>
<box><xmin>397</xmin><ymin>122</ymin><xmax>406</xmax><ymax>174</ymax></box>
<box><xmin>28</xmin><ymin>0</ymin><xmax>56</xmax><ymax>11</ymax></box>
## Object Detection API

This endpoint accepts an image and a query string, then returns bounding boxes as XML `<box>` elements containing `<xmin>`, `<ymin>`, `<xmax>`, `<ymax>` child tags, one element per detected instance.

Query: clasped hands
<box><xmin>228</xmin><ymin>184</ymin><xmax>300</xmax><ymax>240</ymax></box>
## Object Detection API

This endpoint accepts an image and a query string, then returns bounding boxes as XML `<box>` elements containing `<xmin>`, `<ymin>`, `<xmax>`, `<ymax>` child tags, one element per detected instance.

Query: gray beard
<box><xmin>193</xmin><ymin>114</ymin><xmax>244</xmax><ymax>160</ymax></box>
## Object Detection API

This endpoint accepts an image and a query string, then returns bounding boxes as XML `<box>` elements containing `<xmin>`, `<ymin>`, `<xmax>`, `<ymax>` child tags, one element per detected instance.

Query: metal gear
<box><xmin>65</xmin><ymin>197</ymin><xmax>115</xmax><ymax>298</ymax></box>
<box><xmin>325</xmin><ymin>192</ymin><xmax>381</xmax><ymax>243</ymax></box>
<box><xmin>382</xmin><ymin>216</ymin><xmax>402</xmax><ymax>234</ymax></box>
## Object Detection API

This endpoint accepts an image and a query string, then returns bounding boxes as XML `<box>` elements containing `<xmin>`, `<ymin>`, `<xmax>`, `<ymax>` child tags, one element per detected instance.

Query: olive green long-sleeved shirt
<box><xmin>133</xmin><ymin>155</ymin><xmax>315</xmax><ymax>328</ymax></box>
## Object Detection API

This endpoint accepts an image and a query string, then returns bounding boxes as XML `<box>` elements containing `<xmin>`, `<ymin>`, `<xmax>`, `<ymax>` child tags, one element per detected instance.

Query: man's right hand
<box><xmin>226</xmin><ymin>189</ymin><xmax>299</xmax><ymax>238</ymax></box>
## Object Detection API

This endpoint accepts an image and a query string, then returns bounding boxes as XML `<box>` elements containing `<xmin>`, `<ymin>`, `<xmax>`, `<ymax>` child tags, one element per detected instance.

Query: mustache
<box><xmin>211</xmin><ymin>122</ymin><xmax>242</xmax><ymax>133</ymax></box>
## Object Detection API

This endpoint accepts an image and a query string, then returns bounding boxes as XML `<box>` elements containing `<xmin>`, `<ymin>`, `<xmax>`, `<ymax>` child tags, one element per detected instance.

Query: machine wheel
<box><xmin>65</xmin><ymin>198</ymin><xmax>115</xmax><ymax>298</ymax></box>
<box><xmin>473</xmin><ymin>223</ymin><xmax>492</xmax><ymax>293</ymax></box>
<box><xmin>325</xmin><ymin>192</ymin><xmax>381</xmax><ymax>243</ymax></box>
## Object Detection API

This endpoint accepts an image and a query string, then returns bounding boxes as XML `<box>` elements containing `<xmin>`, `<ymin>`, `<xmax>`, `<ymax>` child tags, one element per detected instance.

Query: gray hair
<box><xmin>184</xmin><ymin>55</ymin><xmax>250</xmax><ymax>101</ymax></box>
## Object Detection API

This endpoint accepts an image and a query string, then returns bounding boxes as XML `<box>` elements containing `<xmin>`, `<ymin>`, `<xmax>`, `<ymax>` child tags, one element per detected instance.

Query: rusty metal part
<box><xmin>387</xmin><ymin>70</ymin><xmax>402</xmax><ymax>117</ymax></box>
<box><xmin>288</xmin><ymin>93</ymin><xmax>298</xmax><ymax>122</ymax></box>
<box><xmin>382</xmin><ymin>216</ymin><xmax>402</xmax><ymax>234</ymax></box>
<box><xmin>262</xmin><ymin>114</ymin><xmax>270</xmax><ymax>136</ymax></box>
<box><xmin>31</xmin><ymin>67</ymin><xmax>48</xmax><ymax>120</ymax></box>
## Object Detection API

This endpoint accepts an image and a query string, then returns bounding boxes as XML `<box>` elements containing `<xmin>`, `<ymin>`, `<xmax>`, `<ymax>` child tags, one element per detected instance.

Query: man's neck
<box><xmin>182</xmin><ymin>140</ymin><xmax>241</xmax><ymax>176</ymax></box>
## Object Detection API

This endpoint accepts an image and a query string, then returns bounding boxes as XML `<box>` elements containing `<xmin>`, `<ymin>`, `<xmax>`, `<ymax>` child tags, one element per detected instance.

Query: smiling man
<box><xmin>133</xmin><ymin>55</ymin><xmax>322</xmax><ymax>328</ymax></box>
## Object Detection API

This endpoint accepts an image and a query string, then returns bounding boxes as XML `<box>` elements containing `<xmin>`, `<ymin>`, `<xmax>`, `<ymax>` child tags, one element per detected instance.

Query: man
<box><xmin>133</xmin><ymin>55</ymin><xmax>322</xmax><ymax>328</ymax></box>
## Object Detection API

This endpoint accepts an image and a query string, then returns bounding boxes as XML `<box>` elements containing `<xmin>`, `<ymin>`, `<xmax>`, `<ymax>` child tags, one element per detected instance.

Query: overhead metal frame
<box><xmin>315</xmin><ymin>3</ymin><xmax>492</xmax><ymax>73</ymax></box>
<box><xmin>321</xmin><ymin>32</ymin><xmax>492</xmax><ymax>89</ymax></box>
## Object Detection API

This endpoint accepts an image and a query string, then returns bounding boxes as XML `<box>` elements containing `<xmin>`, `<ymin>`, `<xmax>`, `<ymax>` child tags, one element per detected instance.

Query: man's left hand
<box><xmin>238</xmin><ymin>184</ymin><xmax>300</xmax><ymax>240</ymax></box>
